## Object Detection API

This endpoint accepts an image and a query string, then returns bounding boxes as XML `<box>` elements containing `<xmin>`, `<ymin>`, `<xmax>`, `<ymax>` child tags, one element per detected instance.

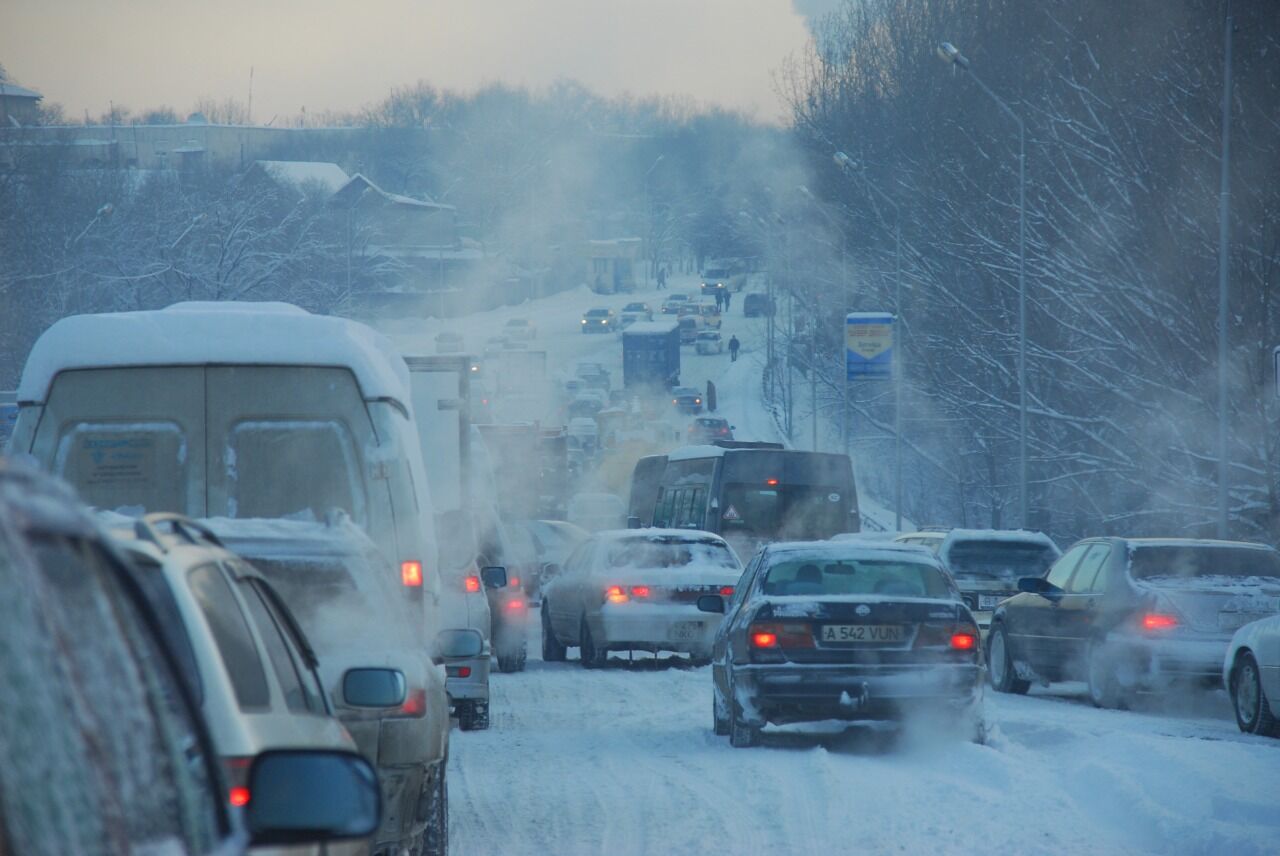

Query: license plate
<box><xmin>978</xmin><ymin>594</ymin><xmax>1004</xmax><ymax>610</ymax></box>
<box><xmin>669</xmin><ymin>621</ymin><xmax>703</xmax><ymax>642</ymax></box>
<box><xmin>821</xmin><ymin>624</ymin><xmax>904</xmax><ymax>643</ymax></box>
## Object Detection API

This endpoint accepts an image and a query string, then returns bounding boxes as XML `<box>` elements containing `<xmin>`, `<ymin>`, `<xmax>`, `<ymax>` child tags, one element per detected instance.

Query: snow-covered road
<box><xmin>448</xmin><ymin>648</ymin><xmax>1280</xmax><ymax>856</ymax></box>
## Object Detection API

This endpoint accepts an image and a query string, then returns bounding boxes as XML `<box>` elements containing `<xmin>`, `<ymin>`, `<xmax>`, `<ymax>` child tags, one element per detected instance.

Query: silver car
<box><xmin>540</xmin><ymin>529</ymin><xmax>742</xmax><ymax>666</ymax></box>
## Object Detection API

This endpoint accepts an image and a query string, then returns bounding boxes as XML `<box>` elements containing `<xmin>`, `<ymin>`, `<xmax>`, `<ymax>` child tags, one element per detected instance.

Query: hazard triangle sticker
<box><xmin>722</xmin><ymin>505</ymin><xmax>741</xmax><ymax>521</ymax></box>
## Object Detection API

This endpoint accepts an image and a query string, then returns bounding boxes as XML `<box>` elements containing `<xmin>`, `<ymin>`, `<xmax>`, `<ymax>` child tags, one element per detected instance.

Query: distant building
<box><xmin>0</xmin><ymin>81</ymin><xmax>42</xmax><ymax>127</ymax></box>
<box><xmin>584</xmin><ymin>238</ymin><xmax>642</xmax><ymax>293</ymax></box>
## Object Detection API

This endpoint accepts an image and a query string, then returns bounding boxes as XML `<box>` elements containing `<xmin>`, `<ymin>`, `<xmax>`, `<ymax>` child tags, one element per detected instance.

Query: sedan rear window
<box><xmin>1129</xmin><ymin>545</ymin><xmax>1280</xmax><ymax>581</ymax></box>
<box><xmin>605</xmin><ymin>537</ymin><xmax>738</xmax><ymax>571</ymax></box>
<box><xmin>946</xmin><ymin>541</ymin><xmax>1058</xmax><ymax>583</ymax></box>
<box><xmin>762</xmin><ymin>557</ymin><xmax>953</xmax><ymax>599</ymax></box>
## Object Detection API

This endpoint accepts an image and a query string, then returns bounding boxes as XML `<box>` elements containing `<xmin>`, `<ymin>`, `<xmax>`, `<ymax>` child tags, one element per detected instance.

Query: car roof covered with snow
<box><xmin>765</xmin><ymin>539</ymin><xmax>943</xmax><ymax>563</ymax></box>
<box><xmin>595</xmin><ymin>527</ymin><xmax>731</xmax><ymax>546</ymax></box>
<box><xmin>17</xmin><ymin>301</ymin><xmax>410</xmax><ymax>405</ymax></box>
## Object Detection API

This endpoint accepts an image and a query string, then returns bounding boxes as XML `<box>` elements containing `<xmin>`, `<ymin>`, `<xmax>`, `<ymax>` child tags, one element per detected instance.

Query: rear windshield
<box><xmin>1129</xmin><ymin>545</ymin><xmax>1280</xmax><ymax>581</ymax></box>
<box><xmin>227</xmin><ymin>420</ymin><xmax>366</xmax><ymax>524</ymax></box>
<box><xmin>946</xmin><ymin>541</ymin><xmax>1058</xmax><ymax>582</ymax></box>
<box><xmin>762</xmin><ymin>556</ymin><xmax>953</xmax><ymax>598</ymax></box>
<box><xmin>604</xmin><ymin>537</ymin><xmax>738</xmax><ymax>571</ymax></box>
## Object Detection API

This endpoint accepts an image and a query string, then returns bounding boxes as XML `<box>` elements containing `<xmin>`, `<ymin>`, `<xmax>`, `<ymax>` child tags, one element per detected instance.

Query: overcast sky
<box><xmin>1</xmin><ymin>1</ymin><xmax>840</xmax><ymax>124</ymax></box>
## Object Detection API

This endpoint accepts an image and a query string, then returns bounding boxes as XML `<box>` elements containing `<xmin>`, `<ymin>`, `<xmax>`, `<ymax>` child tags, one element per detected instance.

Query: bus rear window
<box><xmin>226</xmin><ymin>420</ymin><xmax>365</xmax><ymax>524</ymax></box>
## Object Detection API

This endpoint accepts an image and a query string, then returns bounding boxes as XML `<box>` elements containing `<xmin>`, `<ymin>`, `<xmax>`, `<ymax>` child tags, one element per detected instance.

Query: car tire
<box><xmin>579</xmin><ymin>618</ymin><xmax>607</xmax><ymax>669</ymax></box>
<box><xmin>1086</xmin><ymin>640</ymin><xmax>1129</xmax><ymax>710</ymax></box>
<box><xmin>457</xmin><ymin>701</ymin><xmax>489</xmax><ymax>732</ymax></box>
<box><xmin>420</xmin><ymin>763</ymin><xmax>449</xmax><ymax>856</ymax></box>
<box><xmin>727</xmin><ymin>672</ymin><xmax>759</xmax><ymax>748</ymax></box>
<box><xmin>713</xmin><ymin>687</ymin><xmax>730</xmax><ymax>736</ymax></box>
<box><xmin>987</xmin><ymin>625</ymin><xmax>1031</xmax><ymax>695</ymax></box>
<box><xmin>497</xmin><ymin>643</ymin><xmax>527</xmax><ymax>673</ymax></box>
<box><xmin>1232</xmin><ymin>651</ymin><xmax>1280</xmax><ymax>736</ymax></box>
<box><xmin>541</xmin><ymin>606</ymin><xmax>566</xmax><ymax>662</ymax></box>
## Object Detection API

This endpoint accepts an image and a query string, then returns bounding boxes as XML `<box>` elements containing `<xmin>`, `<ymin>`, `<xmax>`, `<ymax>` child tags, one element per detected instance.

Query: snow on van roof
<box><xmin>17</xmin><ymin>301</ymin><xmax>411</xmax><ymax>404</ymax></box>
<box><xmin>666</xmin><ymin>444</ymin><xmax>727</xmax><ymax>461</ymax></box>
<box><xmin>597</xmin><ymin>527</ymin><xmax>728</xmax><ymax>545</ymax></box>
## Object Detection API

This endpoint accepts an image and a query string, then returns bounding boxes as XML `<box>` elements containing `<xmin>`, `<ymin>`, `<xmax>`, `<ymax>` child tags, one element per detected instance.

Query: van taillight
<box><xmin>446</xmin><ymin>665</ymin><xmax>472</xmax><ymax>678</ymax></box>
<box><xmin>401</xmin><ymin>560</ymin><xmax>423</xmax><ymax>587</ymax></box>
<box><xmin>465</xmin><ymin>575</ymin><xmax>481</xmax><ymax>593</ymax></box>
<box><xmin>223</xmin><ymin>756</ymin><xmax>252</xmax><ymax>807</ymax></box>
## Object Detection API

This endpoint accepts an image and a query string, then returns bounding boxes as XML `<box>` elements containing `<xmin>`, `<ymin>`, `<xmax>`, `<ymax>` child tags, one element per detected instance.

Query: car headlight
<box><xmin>582</xmin><ymin>319</ymin><xmax>587</xmax><ymax>324</ymax></box>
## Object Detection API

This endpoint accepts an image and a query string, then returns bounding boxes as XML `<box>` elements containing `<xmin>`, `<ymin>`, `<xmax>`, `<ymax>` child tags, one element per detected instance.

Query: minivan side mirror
<box><xmin>246</xmin><ymin>750</ymin><xmax>380</xmax><ymax>846</ymax></box>
<box><xmin>480</xmin><ymin>566</ymin><xmax>508</xmax><ymax>589</ymax></box>
<box><xmin>433</xmin><ymin>628</ymin><xmax>484</xmax><ymax>664</ymax></box>
<box><xmin>342</xmin><ymin>668</ymin><xmax>406</xmax><ymax>708</ymax></box>
<box><xmin>696</xmin><ymin>594</ymin><xmax>726</xmax><ymax>614</ymax></box>
<box><xmin>626</xmin><ymin>516</ymin><xmax>642</xmax><ymax>529</ymax></box>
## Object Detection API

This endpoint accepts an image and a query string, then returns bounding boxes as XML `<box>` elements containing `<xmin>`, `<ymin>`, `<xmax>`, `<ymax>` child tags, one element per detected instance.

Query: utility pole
<box><xmin>1216</xmin><ymin>3</ymin><xmax>1234</xmax><ymax>538</ymax></box>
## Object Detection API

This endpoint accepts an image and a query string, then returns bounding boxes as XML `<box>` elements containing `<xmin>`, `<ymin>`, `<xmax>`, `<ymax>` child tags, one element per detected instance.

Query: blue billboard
<box><xmin>846</xmin><ymin>312</ymin><xmax>894</xmax><ymax>380</ymax></box>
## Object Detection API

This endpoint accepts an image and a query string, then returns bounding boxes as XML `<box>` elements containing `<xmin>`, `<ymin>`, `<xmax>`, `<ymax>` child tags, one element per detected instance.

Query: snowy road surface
<box><xmin>449</xmin><ymin>649</ymin><xmax>1280</xmax><ymax>856</ymax></box>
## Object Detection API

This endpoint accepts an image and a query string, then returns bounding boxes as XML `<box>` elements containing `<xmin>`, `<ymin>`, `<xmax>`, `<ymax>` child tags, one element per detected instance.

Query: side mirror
<box><xmin>626</xmin><ymin>516</ymin><xmax>642</xmax><ymax>529</ymax></box>
<box><xmin>480</xmin><ymin>565</ymin><xmax>508</xmax><ymax>590</ymax></box>
<box><xmin>342</xmin><ymin>668</ymin><xmax>406</xmax><ymax>708</ymax></box>
<box><xmin>433</xmin><ymin>628</ymin><xmax>484</xmax><ymax>663</ymax></box>
<box><xmin>1018</xmin><ymin>576</ymin><xmax>1057</xmax><ymax>596</ymax></box>
<box><xmin>696</xmin><ymin>594</ymin><xmax>726</xmax><ymax>614</ymax></box>
<box><xmin>246</xmin><ymin>750</ymin><xmax>380</xmax><ymax>846</ymax></box>
<box><xmin>730</xmin><ymin>426</ymin><xmax>736</xmax><ymax>430</ymax></box>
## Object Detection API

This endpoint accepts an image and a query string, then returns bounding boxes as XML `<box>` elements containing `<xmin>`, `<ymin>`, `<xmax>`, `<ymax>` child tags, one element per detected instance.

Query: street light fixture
<box><xmin>833</xmin><ymin>152</ymin><xmax>904</xmax><ymax>531</ymax></box>
<box><xmin>936</xmin><ymin>40</ymin><xmax>1029</xmax><ymax>529</ymax></box>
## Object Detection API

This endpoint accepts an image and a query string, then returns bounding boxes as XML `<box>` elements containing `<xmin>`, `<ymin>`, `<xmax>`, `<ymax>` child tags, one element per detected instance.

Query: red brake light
<box><xmin>229</xmin><ymin>786</ymin><xmax>250</xmax><ymax>808</ymax></box>
<box><xmin>605</xmin><ymin>585</ymin><xmax>629</xmax><ymax>604</ymax></box>
<box><xmin>1142</xmin><ymin>613</ymin><xmax>1178</xmax><ymax>631</ymax></box>
<box><xmin>397</xmin><ymin>689</ymin><xmax>427</xmax><ymax>717</ymax></box>
<box><xmin>401</xmin><ymin>560</ymin><xmax>423</xmax><ymax>587</ymax></box>
<box><xmin>720</xmin><ymin>586</ymin><xmax>734</xmax><ymax>596</ymax></box>
<box><xmin>505</xmin><ymin>598</ymin><xmax>526</xmax><ymax>610</ymax></box>
<box><xmin>631</xmin><ymin>585</ymin><xmax>651</xmax><ymax>598</ymax></box>
<box><xmin>446</xmin><ymin>665</ymin><xmax>472</xmax><ymax>678</ymax></box>
<box><xmin>509</xmin><ymin>576</ymin><xmax>521</xmax><ymax>588</ymax></box>
<box><xmin>751</xmin><ymin>631</ymin><xmax>778</xmax><ymax>648</ymax></box>
<box><xmin>765</xmin><ymin>478</ymin><xmax>779</xmax><ymax>487</ymax></box>
<box><xmin>950</xmin><ymin>632</ymin><xmax>978</xmax><ymax>651</ymax></box>
<box><xmin>464</xmin><ymin>575</ymin><xmax>481</xmax><ymax>593</ymax></box>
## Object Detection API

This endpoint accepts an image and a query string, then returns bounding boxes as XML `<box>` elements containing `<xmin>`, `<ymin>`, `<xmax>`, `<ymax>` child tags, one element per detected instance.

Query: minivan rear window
<box><xmin>227</xmin><ymin>420</ymin><xmax>365</xmax><ymax>524</ymax></box>
<box><xmin>53</xmin><ymin>421</ymin><xmax>188</xmax><ymax>514</ymax></box>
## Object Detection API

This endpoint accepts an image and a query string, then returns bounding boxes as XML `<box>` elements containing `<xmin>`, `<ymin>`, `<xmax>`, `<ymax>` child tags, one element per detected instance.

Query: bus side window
<box><xmin>654</xmin><ymin>487</ymin><xmax>674</xmax><ymax>527</ymax></box>
<box><xmin>680</xmin><ymin>488</ymin><xmax>706</xmax><ymax>529</ymax></box>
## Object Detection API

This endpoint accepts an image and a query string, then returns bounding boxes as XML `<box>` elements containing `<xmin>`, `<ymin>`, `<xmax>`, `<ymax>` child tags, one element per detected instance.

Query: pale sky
<box><xmin>1</xmin><ymin>1</ymin><xmax>831</xmax><ymax>124</ymax></box>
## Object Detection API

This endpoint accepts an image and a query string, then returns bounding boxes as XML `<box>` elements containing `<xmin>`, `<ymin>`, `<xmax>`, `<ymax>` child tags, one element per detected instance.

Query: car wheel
<box><xmin>456</xmin><ymin>701</ymin><xmax>476</xmax><ymax>731</ymax></box>
<box><xmin>1086</xmin><ymin>640</ymin><xmax>1129</xmax><ymax>710</ymax></box>
<box><xmin>1232</xmin><ymin>652</ymin><xmax>1280</xmax><ymax>736</ymax></box>
<box><xmin>712</xmin><ymin>687</ymin><xmax>730</xmax><ymax>736</ymax></box>
<box><xmin>420</xmin><ymin>763</ymin><xmax>448</xmax><ymax>856</ymax></box>
<box><xmin>987</xmin><ymin>625</ymin><xmax>1030</xmax><ymax>695</ymax></box>
<box><xmin>541</xmin><ymin>606</ymin><xmax>566</xmax><ymax>662</ymax></box>
<box><xmin>497</xmin><ymin>643</ymin><xmax>527</xmax><ymax>673</ymax></box>
<box><xmin>727</xmin><ymin>672</ymin><xmax>759</xmax><ymax>748</ymax></box>
<box><xmin>579</xmin><ymin>618</ymin><xmax>607</xmax><ymax>669</ymax></box>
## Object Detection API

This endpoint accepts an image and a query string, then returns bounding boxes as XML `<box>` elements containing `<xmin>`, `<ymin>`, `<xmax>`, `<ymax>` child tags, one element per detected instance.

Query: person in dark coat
<box><xmin>728</xmin><ymin>334</ymin><xmax>741</xmax><ymax>362</ymax></box>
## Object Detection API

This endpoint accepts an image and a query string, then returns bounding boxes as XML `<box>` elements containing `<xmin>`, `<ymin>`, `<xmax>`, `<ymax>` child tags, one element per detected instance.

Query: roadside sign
<box><xmin>846</xmin><ymin>313</ymin><xmax>894</xmax><ymax>380</ymax></box>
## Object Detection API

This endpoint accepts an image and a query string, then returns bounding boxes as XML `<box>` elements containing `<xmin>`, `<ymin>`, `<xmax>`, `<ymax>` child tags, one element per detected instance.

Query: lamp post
<box><xmin>1215</xmin><ymin>6</ymin><xmax>1234</xmax><ymax>538</ymax></box>
<box><xmin>643</xmin><ymin>155</ymin><xmax>665</xmax><ymax>283</ymax></box>
<box><xmin>937</xmin><ymin>41</ymin><xmax>1028</xmax><ymax>529</ymax></box>
<box><xmin>797</xmin><ymin>185</ymin><xmax>844</xmax><ymax>453</ymax></box>
<box><xmin>832</xmin><ymin>153</ymin><xmax>904</xmax><ymax>531</ymax></box>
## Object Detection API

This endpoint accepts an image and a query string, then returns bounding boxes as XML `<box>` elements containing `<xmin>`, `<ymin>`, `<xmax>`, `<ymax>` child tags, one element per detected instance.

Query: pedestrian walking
<box><xmin>724</xmin><ymin>290</ymin><xmax>732</xmax><ymax>311</ymax></box>
<box><xmin>715</xmin><ymin>290</ymin><xmax>725</xmax><ymax>311</ymax></box>
<box><xmin>657</xmin><ymin>266</ymin><xmax>667</xmax><ymax>290</ymax></box>
<box><xmin>728</xmin><ymin>334</ymin><xmax>740</xmax><ymax>362</ymax></box>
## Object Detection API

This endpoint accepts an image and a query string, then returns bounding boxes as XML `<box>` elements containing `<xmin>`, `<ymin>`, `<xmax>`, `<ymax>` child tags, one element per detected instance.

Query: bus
<box><xmin>627</xmin><ymin>442</ymin><xmax>859</xmax><ymax>558</ymax></box>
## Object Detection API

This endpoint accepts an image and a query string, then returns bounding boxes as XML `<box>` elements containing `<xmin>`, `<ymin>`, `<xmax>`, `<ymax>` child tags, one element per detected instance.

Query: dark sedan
<box><xmin>701</xmin><ymin>541</ymin><xmax>985</xmax><ymax>747</ymax></box>
<box><xmin>987</xmin><ymin>537</ymin><xmax>1280</xmax><ymax>708</ymax></box>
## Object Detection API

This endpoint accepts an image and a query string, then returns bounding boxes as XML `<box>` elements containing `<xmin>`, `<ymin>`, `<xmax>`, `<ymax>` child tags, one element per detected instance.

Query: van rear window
<box><xmin>53</xmin><ymin>421</ymin><xmax>188</xmax><ymax>514</ymax></box>
<box><xmin>227</xmin><ymin>420</ymin><xmax>366</xmax><ymax>524</ymax></box>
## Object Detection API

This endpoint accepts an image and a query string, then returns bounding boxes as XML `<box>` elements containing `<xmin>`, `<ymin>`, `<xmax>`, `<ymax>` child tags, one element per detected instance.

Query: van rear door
<box><xmin>25</xmin><ymin>367</ymin><xmax>207</xmax><ymax>516</ymax></box>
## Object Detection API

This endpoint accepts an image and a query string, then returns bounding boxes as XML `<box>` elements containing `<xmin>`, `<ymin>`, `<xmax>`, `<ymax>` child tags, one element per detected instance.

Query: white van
<box><xmin>8</xmin><ymin>302</ymin><xmax>445</xmax><ymax>640</ymax></box>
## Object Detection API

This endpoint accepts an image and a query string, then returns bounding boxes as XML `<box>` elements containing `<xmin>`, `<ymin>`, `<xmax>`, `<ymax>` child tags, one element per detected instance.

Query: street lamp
<box><xmin>833</xmin><ymin>153</ymin><xmax>904</xmax><ymax>531</ymax></box>
<box><xmin>796</xmin><ymin>184</ymin><xmax>844</xmax><ymax>453</ymax></box>
<box><xmin>936</xmin><ymin>41</ymin><xmax>1029</xmax><ymax>529</ymax></box>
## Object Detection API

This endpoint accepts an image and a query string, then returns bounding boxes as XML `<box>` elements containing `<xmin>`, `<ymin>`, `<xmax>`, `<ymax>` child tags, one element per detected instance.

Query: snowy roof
<box><xmin>597</xmin><ymin>527</ymin><xmax>729</xmax><ymax>545</ymax></box>
<box><xmin>256</xmin><ymin>160</ymin><xmax>351</xmax><ymax>195</ymax></box>
<box><xmin>768</xmin><ymin>540</ymin><xmax>945</xmax><ymax>563</ymax></box>
<box><xmin>1125</xmin><ymin>538</ymin><xmax>1277</xmax><ymax>552</ymax></box>
<box><xmin>334</xmin><ymin>173</ymin><xmax>454</xmax><ymax>211</ymax></box>
<box><xmin>17</xmin><ymin>302</ymin><xmax>411</xmax><ymax>404</ymax></box>
<box><xmin>667</xmin><ymin>444</ymin><xmax>727</xmax><ymax>461</ymax></box>
<box><xmin>623</xmin><ymin>321</ymin><xmax>678</xmax><ymax>335</ymax></box>
<box><xmin>0</xmin><ymin>82</ymin><xmax>42</xmax><ymax>99</ymax></box>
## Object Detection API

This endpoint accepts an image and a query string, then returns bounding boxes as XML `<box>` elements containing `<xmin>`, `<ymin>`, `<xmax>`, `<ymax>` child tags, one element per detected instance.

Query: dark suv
<box><xmin>0</xmin><ymin>460</ymin><xmax>378</xmax><ymax>855</ymax></box>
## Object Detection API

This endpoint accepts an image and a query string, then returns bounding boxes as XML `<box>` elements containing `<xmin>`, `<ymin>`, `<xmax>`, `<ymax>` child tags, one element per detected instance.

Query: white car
<box><xmin>695</xmin><ymin>330</ymin><xmax>724</xmax><ymax>354</ymax></box>
<box><xmin>1225</xmin><ymin>614</ymin><xmax>1280</xmax><ymax>737</ymax></box>
<box><xmin>541</xmin><ymin>529</ymin><xmax>743</xmax><ymax>665</ymax></box>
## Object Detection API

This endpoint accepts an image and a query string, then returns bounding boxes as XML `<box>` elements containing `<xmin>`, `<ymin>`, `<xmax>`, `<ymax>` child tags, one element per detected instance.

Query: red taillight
<box><xmin>605</xmin><ymin>585</ymin><xmax>629</xmax><ymax>604</ymax></box>
<box><xmin>751</xmin><ymin>631</ymin><xmax>778</xmax><ymax>648</ymax></box>
<box><xmin>509</xmin><ymin>576</ymin><xmax>521</xmax><ymax>588</ymax></box>
<box><xmin>224</xmin><ymin>756</ymin><xmax>251</xmax><ymax>808</ymax></box>
<box><xmin>950</xmin><ymin>632</ymin><xmax>978</xmax><ymax>651</ymax></box>
<box><xmin>631</xmin><ymin>585</ymin><xmax>651</xmax><ymax>598</ymax></box>
<box><xmin>401</xmin><ymin>560</ymin><xmax>423</xmax><ymax>587</ymax></box>
<box><xmin>505</xmin><ymin>598</ymin><xmax>526</xmax><ymax>610</ymax></box>
<box><xmin>765</xmin><ymin>478</ymin><xmax>779</xmax><ymax>487</ymax></box>
<box><xmin>446</xmin><ymin>665</ymin><xmax>472</xmax><ymax>678</ymax></box>
<box><xmin>464</xmin><ymin>575</ymin><xmax>481</xmax><ymax>593</ymax></box>
<box><xmin>397</xmin><ymin>689</ymin><xmax>427</xmax><ymax>717</ymax></box>
<box><xmin>228</xmin><ymin>786</ymin><xmax>250</xmax><ymax>808</ymax></box>
<box><xmin>719</xmin><ymin>586</ymin><xmax>734</xmax><ymax>597</ymax></box>
<box><xmin>1142</xmin><ymin>613</ymin><xmax>1178</xmax><ymax>631</ymax></box>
